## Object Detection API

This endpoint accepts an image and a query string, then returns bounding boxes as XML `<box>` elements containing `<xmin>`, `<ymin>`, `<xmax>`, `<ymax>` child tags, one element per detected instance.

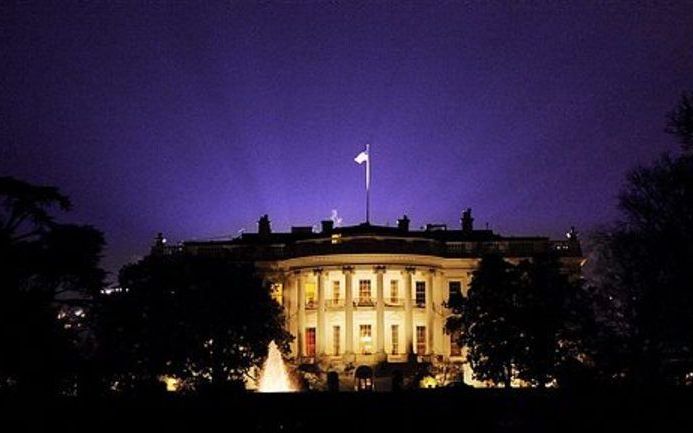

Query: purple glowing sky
<box><xmin>3</xmin><ymin>2</ymin><xmax>692</xmax><ymax>278</ymax></box>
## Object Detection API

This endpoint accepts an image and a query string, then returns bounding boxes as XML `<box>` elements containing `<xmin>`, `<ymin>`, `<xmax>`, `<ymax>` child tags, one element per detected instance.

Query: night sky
<box><xmin>2</xmin><ymin>2</ymin><xmax>692</xmax><ymax>279</ymax></box>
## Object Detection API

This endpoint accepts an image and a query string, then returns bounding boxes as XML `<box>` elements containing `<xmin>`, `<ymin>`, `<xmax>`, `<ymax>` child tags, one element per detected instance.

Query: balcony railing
<box><xmin>190</xmin><ymin>234</ymin><xmax>582</xmax><ymax>262</ymax></box>
<box><xmin>387</xmin><ymin>353</ymin><xmax>408</xmax><ymax>363</ymax></box>
<box><xmin>384</xmin><ymin>297</ymin><xmax>404</xmax><ymax>307</ymax></box>
<box><xmin>326</xmin><ymin>298</ymin><xmax>345</xmax><ymax>308</ymax></box>
<box><xmin>354</xmin><ymin>297</ymin><xmax>375</xmax><ymax>307</ymax></box>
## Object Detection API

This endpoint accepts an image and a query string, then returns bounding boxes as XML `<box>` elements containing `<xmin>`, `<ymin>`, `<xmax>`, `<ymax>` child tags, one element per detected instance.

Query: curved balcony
<box><xmin>325</xmin><ymin>298</ymin><xmax>345</xmax><ymax>309</ymax></box>
<box><xmin>354</xmin><ymin>297</ymin><xmax>375</xmax><ymax>307</ymax></box>
<box><xmin>384</xmin><ymin>297</ymin><xmax>404</xmax><ymax>307</ymax></box>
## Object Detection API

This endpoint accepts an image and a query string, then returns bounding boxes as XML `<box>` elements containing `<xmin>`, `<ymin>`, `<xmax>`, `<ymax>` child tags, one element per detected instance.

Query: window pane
<box><xmin>332</xmin><ymin>281</ymin><xmax>341</xmax><ymax>305</ymax></box>
<box><xmin>305</xmin><ymin>282</ymin><xmax>316</xmax><ymax>308</ymax></box>
<box><xmin>306</xmin><ymin>327</ymin><xmax>316</xmax><ymax>356</ymax></box>
<box><xmin>333</xmin><ymin>326</ymin><xmax>340</xmax><ymax>355</ymax></box>
<box><xmin>390</xmin><ymin>280</ymin><xmax>399</xmax><ymax>303</ymax></box>
<box><xmin>416</xmin><ymin>326</ymin><xmax>426</xmax><ymax>354</ymax></box>
<box><xmin>359</xmin><ymin>280</ymin><xmax>371</xmax><ymax>298</ymax></box>
<box><xmin>415</xmin><ymin>281</ymin><xmax>426</xmax><ymax>306</ymax></box>
<box><xmin>391</xmin><ymin>324</ymin><xmax>399</xmax><ymax>354</ymax></box>
<box><xmin>359</xmin><ymin>324</ymin><xmax>372</xmax><ymax>354</ymax></box>
<box><xmin>358</xmin><ymin>280</ymin><xmax>372</xmax><ymax>305</ymax></box>
<box><xmin>449</xmin><ymin>281</ymin><xmax>462</xmax><ymax>300</ymax></box>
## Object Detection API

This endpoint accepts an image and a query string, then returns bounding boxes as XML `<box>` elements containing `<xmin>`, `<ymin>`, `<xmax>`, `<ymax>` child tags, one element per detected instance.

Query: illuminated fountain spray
<box><xmin>258</xmin><ymin>341</ymin><xmax>296</xmax><ymax>392</ymax></box>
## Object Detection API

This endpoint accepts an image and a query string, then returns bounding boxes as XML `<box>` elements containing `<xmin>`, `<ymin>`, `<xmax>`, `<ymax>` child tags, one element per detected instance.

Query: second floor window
<box><xmin>415</xmin><ymin>281</ymin><xmax>426</xmax><ymax>306</ymax></box>
<box><xmin>359</xmin><ymin>279</ymin><xmax>372</xmax><ymax>302</ymax></box>
<box><xmin>390</xmin><ymin>280</ymin><xmax>399</xmax><ymax>303</ymax></box>
<box><xmin>305</xmin><ymin>282</ymin><xmax>316</xmax><ymax>308</ymax></box>
<box><xmin>332</xmin><ymin>280</ymin><xmax>341</xmax><ymax>305</ymax></box>
<box><xmin>448</xmin><ymin>281</ymin><xmax>462</xmax><ymax>302</ymax></box>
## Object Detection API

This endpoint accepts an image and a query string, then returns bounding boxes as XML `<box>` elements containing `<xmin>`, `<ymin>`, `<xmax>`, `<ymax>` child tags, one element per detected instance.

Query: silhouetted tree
<box><xmin>590</xmin><ymin>151</ymin><xmax>693</xmax><ymax>385</ymax></box>
<box><xmin>447</xmin><ymin>253</ymin><xmax>591</xmax><ymax>388</ymax></box>
<box><xmin>95</xmin><ymin>254</ymin><xmax>290</xmax><ymax>394</ymax></box>
<box><xmin>446</xmin><ymin>254</ymin><xmax>524</xmax><ymax>387</ymax></box>
<box><xmin>515</xmin><ymin>254</ymin><xmax>592</xmax><ymax>387</ymax></box>
<box><xmin>667</xmin><ymin>91</ymin><xmax>693</xmax><ymax>152</ymax></box>
<box><xmin>587</xmin><ymin>92</ymin><xmax>693</xmax><ymax>384</ymax></box>
<box><xmin>0</xmin><ymin>177</ymin><xmax>106</xmax><ymax>395</ymax></box>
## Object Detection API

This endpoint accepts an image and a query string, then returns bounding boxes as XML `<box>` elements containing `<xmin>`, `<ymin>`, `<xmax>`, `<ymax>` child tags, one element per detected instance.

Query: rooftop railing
<box><xmin>188</xmin><ymin>235</ymin><xmax>582</xmax><ymax>261</ymax></box>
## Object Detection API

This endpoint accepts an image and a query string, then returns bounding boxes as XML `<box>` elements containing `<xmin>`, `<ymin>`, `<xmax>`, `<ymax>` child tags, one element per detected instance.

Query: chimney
<box><xmin>258</xmin><ymin>214</ymin><xmax>271</xmax><ymax>236</ymax></box>
<box><xmin>321</xmin><ymin>220</ymin><xmax>334</xmax><ymax>234</ymax></box>
<box><xmin>461</xmin><ymin>208</ymin><xmax>474</xmax><ymax>232</ymax></box>
<box><xmin>397</xmin><ymin>215</ymin><xmax>410</xmax><ymax>232</ymax></box>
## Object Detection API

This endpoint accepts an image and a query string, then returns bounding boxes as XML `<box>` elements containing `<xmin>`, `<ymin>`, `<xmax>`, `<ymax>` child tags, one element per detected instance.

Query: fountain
<box><xmin>258</xmin><ymin>341</ymin><xmax>296</xmax><ymax>392</ymax></box>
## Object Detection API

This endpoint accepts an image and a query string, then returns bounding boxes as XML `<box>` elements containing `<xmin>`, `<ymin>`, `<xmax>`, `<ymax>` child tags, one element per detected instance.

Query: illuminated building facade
<box><xmin>177</xmin><ymin>210</ymin><xmax>583</xmax><ymax>389</ymax></box>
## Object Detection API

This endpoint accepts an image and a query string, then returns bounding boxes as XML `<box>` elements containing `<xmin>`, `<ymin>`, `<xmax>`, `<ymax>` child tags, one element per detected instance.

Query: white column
<box><xmin>297</xmin><ymin>271</ymin><xmax>305</xmax><ymax>358</ymax></box>
<box><xmin>403</xmin><ymin>267</ymin><xmax>415</xmax><ymax>358</ymax></box>
<box><xmin>282</xmin><ymin>273</ymin><xmax>294</xmax><ymax>354</ymax></box>
<box><xmin>343</xmin><ymin>266</ymin><xmax>354</xmax><ymax>358</ymax></box>
<box><xmin>426</xmin><ymin>269</ymin><xmax>435</xmax><ymax>355</ymax></box>
<box><xmin>375</xmin><ymin>265</ymin><xmax>386</xmax><ymax>358</ymax></box>
<box><xmin>315</xmin><ymin>268</ymin><xmax>326</xmax><ymax>357</ymax></box>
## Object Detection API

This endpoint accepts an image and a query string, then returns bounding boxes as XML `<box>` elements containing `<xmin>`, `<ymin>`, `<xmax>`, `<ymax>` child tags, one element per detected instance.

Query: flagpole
<box><xmin>366</xmin><ymin>143</ymin><xmax>370</xmax><ymax>224</ymax></box>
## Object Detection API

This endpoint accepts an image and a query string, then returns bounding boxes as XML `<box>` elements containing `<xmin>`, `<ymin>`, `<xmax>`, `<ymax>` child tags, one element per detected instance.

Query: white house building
<box><xmin>172</xmin><ymin>210</ymin><xmax>583</xmax><ymax>389</ymax></box>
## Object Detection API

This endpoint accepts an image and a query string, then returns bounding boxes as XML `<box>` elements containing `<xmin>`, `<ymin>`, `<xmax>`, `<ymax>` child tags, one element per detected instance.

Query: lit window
<box><xmin>332</xmin><ymin>281</ymin><xmax>341</xmax><ymax>305</ymax></box>
<box><xmin>359</xmin><ymin>324</ymin><xmax>373</xmax><ymax>354</ymax></box>
<box><xmin>416</xmin><ymin>326</ymin><xmax>426</xmax><ymax>354</ymax></box>
<box><xmin>305</xmin><ymin>282</ymin><xmax>316</xmax><ymax>308</ymax></box>
<box><xmin>305</xmin><ymin>328</ymin><xmax>316</xmax><ymax>356</ymax></box>
<box><xmin>359</xmin><ymin>279</ymin><xmax>372</xmax><ymax>305</ymax></box>
<box><xmin>415</xmin><ymin>282</ymin><xmax>426</xmax><ymax>306</ymax></box>
<box><xmin>391</xmin><ymin>324</ymin><xmax>399</xmax><ymax>354</ymax></box>
<box><xmin>390</xmin><ymin>280</ymin><xmax>399</xmax><ymax>304</ymax></box>
<box><xmin>333</xmin><ymin>326</ymin><xmax>341</xmax><ymax>355</ymax></box>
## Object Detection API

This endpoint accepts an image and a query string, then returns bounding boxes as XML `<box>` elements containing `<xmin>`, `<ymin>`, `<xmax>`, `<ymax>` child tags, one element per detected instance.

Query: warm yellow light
<box><xmin>270</xmin><ymin>283</ymin><xmax>283</xmax><ymax>305</ymax></box>
<box><xmin>258</xmin><ymin>341</ymin><xmax>296</xmax><ymax>392</ymax></box>
<box><xmin>305</xmin><ymin>282</ymin><xmax>316</xmax><ymax>305</ymax></box>
<box><xmin>420</xmin><ymin>375</ymin><xmax>438</xmax><ymax>388</ymax></box>
<box><xmin>160</xmin><ymin>375</ymin><xmax>180</xmax><ymax>392</ymax></box>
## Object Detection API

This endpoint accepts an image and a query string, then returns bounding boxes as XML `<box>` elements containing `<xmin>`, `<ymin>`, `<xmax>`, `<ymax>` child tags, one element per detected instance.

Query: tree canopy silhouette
<box><xmin>667</xmin><ymin>91</ymin><xmax>693</xmax><ymax>152</ymax></box>
<box><xmin>589</xmin><ymin>92</ymin><xmax>693</xmax><ymax>385</ymax></box>
<box><xmin>95</xmin><ymin>253</ymin><xmax>291</xmax><ymax>394</ymax></box>
<box><xmin>446</xmin><ymin>254</ymin><xmax>524</xmax><ymax>387</ymax></box>
<box><xmin>446</xmin><ymin>253</ymin><xmax>589</xmax><ymax>388</ymax></box>
<box><xmin>0</xmin><ymin>177</ymin><xmax>105</xmax><ymax>395</ymax></box>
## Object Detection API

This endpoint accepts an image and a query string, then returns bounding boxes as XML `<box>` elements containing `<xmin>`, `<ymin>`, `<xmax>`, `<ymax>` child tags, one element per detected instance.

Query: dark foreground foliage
<box><xmin>1</xmin><ymin>388</ymin><xmax>692</xmax><ymax>433</ymax></box>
